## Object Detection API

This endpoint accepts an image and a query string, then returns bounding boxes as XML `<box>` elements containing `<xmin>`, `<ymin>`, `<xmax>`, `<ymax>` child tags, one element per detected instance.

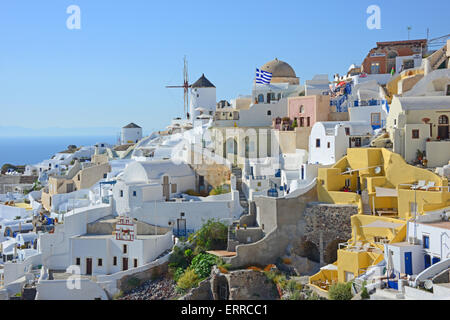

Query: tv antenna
<box><xmin>166</xmin><ymin>56</ymin><xmax>191</xmax><ymax>119</ymax></box>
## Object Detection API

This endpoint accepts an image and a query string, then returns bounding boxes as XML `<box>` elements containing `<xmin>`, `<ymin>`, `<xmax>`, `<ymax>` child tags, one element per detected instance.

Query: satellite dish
<box><xmin>424</xmin><ymin>280</ymin><xmax>433</xmax><ymax>290</ymax></box>
<box><xmin>374</xmin><ymin>166</ymin><xmax>382</xmax><ymax>174</ymax></box>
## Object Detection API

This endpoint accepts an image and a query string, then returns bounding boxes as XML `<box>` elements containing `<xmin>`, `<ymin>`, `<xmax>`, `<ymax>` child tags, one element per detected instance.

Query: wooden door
<box><xmin>438</xmin><ymin>125</ymin><xmax>449</xmax><ymax>139</ymax></box>
<box><xmin>86</xmin><ymin>258</ymin><xmax>92</xmax><ymax>275</ymax></box>
<box><xmin>122</xmin><ymin>257</ymin><xmax>128</xmax><ymax>271</ymax></box>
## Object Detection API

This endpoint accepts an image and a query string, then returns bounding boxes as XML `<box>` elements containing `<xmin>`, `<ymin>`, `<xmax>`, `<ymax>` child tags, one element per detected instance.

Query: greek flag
<box><xmin>255</xmin><ymin>68</ymin><xmax>272</xmax><ymax>84</ymax></box>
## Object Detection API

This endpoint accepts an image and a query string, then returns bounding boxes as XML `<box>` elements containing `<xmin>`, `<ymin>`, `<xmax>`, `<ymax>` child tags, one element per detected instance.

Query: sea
<box><xmin>0</xmin><ymin>136</ymin><xmax>117</xmax><ymax>167</ymax></box>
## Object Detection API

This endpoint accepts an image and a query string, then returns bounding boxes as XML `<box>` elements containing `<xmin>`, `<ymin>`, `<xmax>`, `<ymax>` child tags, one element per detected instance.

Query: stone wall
<box><xmin>303</xmin><ymin>202</ymin><xmax>357</xmax><ymax>263</ymax></box>
<box><xmin>117</xmin><ymin>261</ymin><xmax>169</xmax><ymax>293</ymax></box>
<box><xmin>226</xmin><ymin>270</ymin><xmax>278</xmax><ymax>300</ymax></box>
<box><xmin>226</xmin><ymin>185</ymin><xmax>317</xmax><ymax>268</ymax></box>
<box><xmin>180</xmin><ymin>277</ymin><xmax>213</xmax><ymax>300</ymax></box>
<box><xmin>226</xmin><ymin>184</ymin><xmax>357</xmax><ymax>268</ymax></box>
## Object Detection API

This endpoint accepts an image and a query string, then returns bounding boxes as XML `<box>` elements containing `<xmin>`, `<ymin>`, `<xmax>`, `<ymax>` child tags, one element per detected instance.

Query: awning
<box><xmin>375</xmin><ymin>187</ymin><xmax>398</xmax><ymax>197</ymax></box>
<box><xmin>361</xmin><ymin>220</ymin><xmax>403</xmax><ymax>229</ymax></box>
<box><xmin>320</xmin><ymin>264</ymin><xmax>338</xmax><ymax>271</ymax></box>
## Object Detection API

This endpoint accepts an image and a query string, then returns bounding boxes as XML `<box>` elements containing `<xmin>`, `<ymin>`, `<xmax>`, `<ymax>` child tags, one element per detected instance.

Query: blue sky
<box><xmin>0</xmin><ymin>0</ymin><xmax>449</xmax><ymax>135</ymax></box>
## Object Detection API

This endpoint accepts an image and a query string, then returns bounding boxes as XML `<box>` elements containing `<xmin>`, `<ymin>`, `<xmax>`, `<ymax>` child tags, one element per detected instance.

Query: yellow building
<box><xmin>310</xmin><ymin>148</ymin><xmax>450</xmax><ymax>292</ymax></box>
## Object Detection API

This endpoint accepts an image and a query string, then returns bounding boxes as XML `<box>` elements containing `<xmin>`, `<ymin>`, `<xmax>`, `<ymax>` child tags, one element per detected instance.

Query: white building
<box><xmin>213</xmin><ymin>59</ymin><xmax>303</xmax><ymax>128</ymax></box>
<box><xmin>113</xmin><ymin>160</ymin><xmax>242</xmax><ymax>232</ymax></box>
<box><xmin>70</xmin><ymin>215</ymin><xmax>173</xmax><ymax>275</ymax></box>
<box><xmin>121</xmin><ymin>123</ymin><xmax>142</xmax><ymax>145</ymax></box>
<box><xmin>189</xmin><ymin>74</ymin><xmax>217</xmax><ymax>122</ymax></box>
<box><xmin>347</xmin><ymin>80</ymin><xmax>389</xmax><ymax>130</ymax></box>
<box><xmin>383</xmin><ymin>210</ymin><xmax>450</xmax><ymax>294</ymax></box>
<box><xmin>308</xmin><ymin>121</ymin><xmax>374</xmax><ymax>165</ymax></box>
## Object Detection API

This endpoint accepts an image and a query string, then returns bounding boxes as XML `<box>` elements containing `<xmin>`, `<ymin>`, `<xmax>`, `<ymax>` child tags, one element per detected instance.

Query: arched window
<box><xmin>267</xmin><ymin>110</ymin><xmax>272</xmax><ymax>116</ymax></box>
<box><xmin>387</xmin><ymin>51</ymin><xmax>398</xmax><ymax>59</ymax></box>
<box><xmin>439</xmin><ymin>115</ymin><xmax>449</xmax><ymax>124</ymax></box>
<box><xmin>299</xmin><ymin>105</ymin><xmax>304</xmax><ymax>113</ymax></box>
<box><xmin>258</xmin><ymin>94</ymin><xmax>264</xmax><ymax>103</ymax></box>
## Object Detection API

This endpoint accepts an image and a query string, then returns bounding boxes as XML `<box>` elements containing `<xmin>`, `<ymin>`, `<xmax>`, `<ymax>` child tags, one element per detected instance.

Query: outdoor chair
<box><xmin>421</xmin><ymin>181</ymin><xmax>435</xmax><ymax>191</ymax></box>
<box><xmin>412</xmin><ymin>180</ymin><xmax>425</xmax><ymax>190</ymax></box>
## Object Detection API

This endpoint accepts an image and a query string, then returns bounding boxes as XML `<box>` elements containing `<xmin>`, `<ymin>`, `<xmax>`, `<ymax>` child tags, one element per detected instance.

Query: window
<box><xmin>300</xmin><ymin>117</ymin><xmax>304</xmax><ymax>127</ymax></box>
<box><xmin>258</xmin><ymin>94</ymin><xmax>264</xmax><ymax>103</ymax></box>
<box><xmin>171</xmin><ymin>184</ymin><xmax>177</xmax><ymax>193</ymax></box>
<box><xmin>345</xmin><ymin>127</ymin><xmax>350</xmax><ymax>136</ymax></box>
<box><xmin>132</xmin><ymin>191</ymin><xmax>137</xmax><ymax>197</ymax></box>
<box><xmin>403</xmin><ymin>59</ymin><xmax>414</xmax><ymax>70</ymax></box>
<box><xmin>77</xmin><ymin>174</ymin><xmax>80</xmax><ymax>181</ymax></box>
<box><xmin>438</xmin><ymin>115</ymin><xmax>449</xmax><ymax>124</ymax></box>
<box><xmin>316</xmin><ymin>139</ymin><xmax>321</xmax><ymax>148</ymax></box>
<box><xmin>299</xmin><ymin>105</ymin><xmax>304</xmax><ymax>113</ymax></box>
<box><xmin>123</xmin><ymin>244</ymin><xmax>127</xmax><ymax>254</ymax></box>
<box><xmin>134</xmin><ymin>259</ymin><xmax>138</xmax><ymax>268</ymax></box>
<box><xmin>103</xmin><ymin>173</ymin><xmax>107</xmax><ymax>179</ymax></box>
<box><xmin>120</xmin><ymin>190</ymin><xmax>124</xmax><ymax>197</ymax></box>
<box><xmin>98</xmin><ymin>258</ymin><xmax>103</xmax><ymax>266</ymax></box>
<box><xmin>267</xmin><ymin>110</ymin><xmax>271</xmax><ymax>116</ymax></box>
<box><xmin>447</xmin><ymin>84</ymin><xmax>450</xmax><ymax>96</ymax></box>
<box><xmin>412</xmin><ymin>129</ymin><xmax>419</xmax><ymax>139</ymax></box>
<box><xmin>423</xmin><ymin>235</ymin><xmax>430</xmax><ymax>249</ymax></box>
<box><xmin>327</xmin><ymin>142</ymin><xmax>331</xmax><ymax>148</ymax></box>
<box><xmin>76</xmin><ymin>257</ymin><xmax>80</xmax><ymax>265</ymax></box>
<box><xmin>345</xmin><ymin>179</ymin><xmax>351</xmax><ymax>188</ymax></box>
<box><xmin>371</xmin><ymin>62</ymin><xmax>380</xmax><ymax>74</ymax></box>
<box><xmin>307</xmin><ymin>117</ymin><xmax>310</xmax><ymax>127</ymax></box>
<box><xmin>113</xmin><ymin>256</ymin><xmax>117</xmax><ymax>266</ymax></box>
<box><xmin>371</xmin><ymin>113</ymin><xmax>381</xmax><ymax>126</ymax></box>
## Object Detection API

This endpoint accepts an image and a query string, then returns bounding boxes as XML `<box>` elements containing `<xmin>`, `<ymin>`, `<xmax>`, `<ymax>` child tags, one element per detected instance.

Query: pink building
<box><xmin>273</xmin><ymin>95</ymin><xmax>330</xmax><ymax>130</ymax></box>
<box><xmin>288</xmin><ymin>95</ymin><xmax>330</xmax><ymax>128</ymax></box>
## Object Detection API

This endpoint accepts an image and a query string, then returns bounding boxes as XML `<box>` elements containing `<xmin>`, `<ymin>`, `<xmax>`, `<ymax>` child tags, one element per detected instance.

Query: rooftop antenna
<box><xmin>166</xmin><ymin>56</ymin><xmax>191</xmax><ymax>120</ymax></box>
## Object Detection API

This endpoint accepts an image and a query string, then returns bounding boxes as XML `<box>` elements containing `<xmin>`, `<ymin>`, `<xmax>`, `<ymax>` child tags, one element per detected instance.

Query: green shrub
<box><xmin>191</xmin><ymin>253</ymin><xmax>218</xmax><ymax>279</ymax></box>
<box><xmin>329</xmin><ymin>282</ymin><xmax>353</xmax><ymax>300</ymax></box>
<box><xmin>361</xmin><ymin>281</ymin><xmax>370</xmax><ymax>299</ymax></box>
<box><xmin>286</xmin><ymin>279</ymin><xmax>298</xmax><ymax>293</ymax></box>
<box><xmin>188</xmin><ymin>219</ymin><xmax>228</xmax><ymax>253</ymax></box>
<box><xmin>173</xmin><ymin>267</ymin><xmax>185</xmax><ymax>282</ymax></box>
<box><xmin>176</xmin><ymin>268</ymin><xmax>199</xmax><ymax>291</ymax></box>
<box><xmin>289</xmin><ymin>290</ymin><xmax>302</xmax><ymax>300</ymax></box>
<box><xmin>168</xmin><ymin>245</ymin><xmax>189</xmax><ymax>270</ymax></box>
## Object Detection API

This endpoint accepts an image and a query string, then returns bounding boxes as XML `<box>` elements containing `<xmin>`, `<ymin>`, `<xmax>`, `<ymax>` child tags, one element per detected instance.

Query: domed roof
<box><xmin>261</xmin><ymin>58</ymin><xmax>296</xmax><ymax>78</ymax></box>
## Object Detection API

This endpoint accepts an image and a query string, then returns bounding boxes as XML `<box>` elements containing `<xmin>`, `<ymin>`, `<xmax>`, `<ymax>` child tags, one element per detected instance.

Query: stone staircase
<box><xmin>429</xmin><ymin>44</ymin><xmax>448</xmax><ymax>70</ymax></box>
<box><xmin>232</xmin><ymin>166</ymin><xmax>249</xmax><ymax>216</ymax></box>
<box><xmin>361</xmin><ymin>190</ymin><xmax>372</xmax><ymax>215</ymax></box>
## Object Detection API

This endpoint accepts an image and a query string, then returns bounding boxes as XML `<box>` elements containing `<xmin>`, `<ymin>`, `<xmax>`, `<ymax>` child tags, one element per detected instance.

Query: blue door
<box><xmin>404</xmin><ymin>252</ymin><xmax>413</xmax><ymax>275</ymax></box>
<box><xmin>424</xmin><ymin>254</ymin><xmax>431</xmax><ymax>269</ymax></box>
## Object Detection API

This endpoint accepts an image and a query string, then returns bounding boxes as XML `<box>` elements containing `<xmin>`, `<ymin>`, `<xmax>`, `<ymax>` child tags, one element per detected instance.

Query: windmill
<box><xmin>166</xmin><ymin>56</ymin><xmax>191</xmax><ymax>120</ymax></box>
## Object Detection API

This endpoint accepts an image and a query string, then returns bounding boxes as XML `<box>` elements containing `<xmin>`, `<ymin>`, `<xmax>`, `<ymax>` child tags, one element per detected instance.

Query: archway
<box><xmin>324</xmin><ymin>239</ymin><xmax>346</xmax><ymax>264</ymax></box>
<box><xmin>296</xmin><ymin>240</ymin><xmax>320</xmax><ymax>263</ymax></box>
